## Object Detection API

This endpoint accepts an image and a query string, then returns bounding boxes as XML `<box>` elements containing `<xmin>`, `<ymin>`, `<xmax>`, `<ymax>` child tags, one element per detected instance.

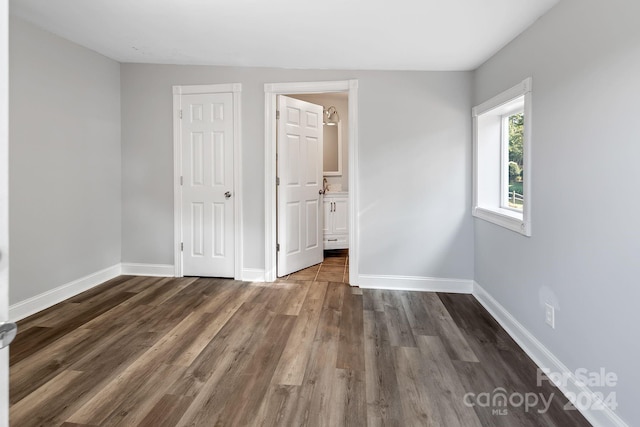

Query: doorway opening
<box><xmin>264</xmin><ymin>80</ymin><xmax>359</xmax><ymax>284</ymax></box>
<box><xmin>278</xmin><ymin>249</ymin><xmax>349</xmax><ymax>283</ymax></box>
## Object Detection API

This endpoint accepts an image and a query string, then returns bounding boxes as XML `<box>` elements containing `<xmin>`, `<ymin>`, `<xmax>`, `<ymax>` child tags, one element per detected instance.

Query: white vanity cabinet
<box><xmin>323</xmin><ymin>192</ymin><xmax>348</xmax><ymax>249</ymax></box>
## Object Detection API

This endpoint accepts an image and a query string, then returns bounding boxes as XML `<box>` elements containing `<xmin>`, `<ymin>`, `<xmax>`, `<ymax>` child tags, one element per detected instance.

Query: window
<box><xmin>502</xmin><ymin>111</ymin><xmax>524</xmax><ymax>211</ymax></box>
<box><xmin>472</xmin><ymin>78</ymin><xmax>531</xmax><ymax>236</ymax></box>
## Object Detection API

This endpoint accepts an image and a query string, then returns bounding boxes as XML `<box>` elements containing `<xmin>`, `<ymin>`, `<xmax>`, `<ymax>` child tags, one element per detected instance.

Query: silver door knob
<box><xmin>319</xmin><ymin>189</ymin><xmax>325</xmax><ymax>195</ymax></box>
<box><xmin>0</xmin><ymin>322</ymin><xmax>17</xmax><ymax>349</ymax></box>
<box><xmin>225</xmin><ymin>191</ymin><xmax>232</xmax><ymax>199</ymax></box>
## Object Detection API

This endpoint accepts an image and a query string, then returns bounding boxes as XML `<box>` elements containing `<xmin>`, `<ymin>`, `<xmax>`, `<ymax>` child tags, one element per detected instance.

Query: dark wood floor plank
<box><xmin>336</xmin><ymin>289</ymin><xmax>365</xmax><ymax>371</ymax></box>
<box><xmin>379</xmin><ymin>290</ymin><xmax>417</xmax><ymax>348</ymax></box>
<box><xmin>194</xmin><ymin>278</ymin><xmax>256</xmax><ymax>315</ymax></box>
<box><xmin>400</xmin><ymin>291</ymin><xmax>439</xmax><ymax>336</ymax></box>
<box><xmin>330</xmin><ymin>368</ymin><xmax>367</xmax><ymax>426</ymax></box>
<box><xmin>438</xmin><ymin>292</ymin><xmax>514</xmax><ymax>350</ymax></box>
<box><xmin>17</xmin><ymin>302</ymin><xmax>84</xmax><ymax>330</ymax></box>
<box><xmin>422</xmin><ymin>292</ymin><xmax>479</xmax><ymax>362</ymax></box>
<box><xmin>137</xmin><ymin>394</ymin><xmax>195</xmax><ymax>427</ymax></box>
<box><xmin>121</xmin><ymin>275</ymin><xmax>169</xmax><ymax>293</ymax></box>
<box><xmin>253</xmin><ymin>384</ymin><xmax>301</xmax><ymax>427</ymax></box>
<box><xmin>174</xmin><ymin>308</ymin><xmax>278</xmax><ymax>425</ymax></box>
<box><xmin>362</xmin><ymin>289</ymin><xmax>376</xmax><ymax>311</ymax></box>
<box><xmin>72</xmin><ymin>363</ymin><xmax>185</xmax><ymax>426</ymax></box>
<box><xmin>137</xmin><ymin>282</ymin><xmax>210</xmax><ymax>334</ymax></box>
<box><xmin>10</xmin><ymin>290</ymin><xmax>138</xmax><ymax>364</ymax></box>
<box><xmin>441</xmin><ymin>293</ymin><xmax>590</xmax><ymax>427</ymax></box>
<box><xmin>363</xmin><ymin>309</ymin><xmax>405</xmax><ymax>426</ymax></box>
<box><xmin>271</xmin><ymin>281</ymin><xmax>328</xmax><ymax>385</ymax></box>
<box><xmin>496</xmin><ymin>347</ymin><xmax>591</xmax><ymax>426</ymax></box>
<box><xmin>415</xmin><ymin>335</ymin><xmax>483</xmax><ymax>427</ymax></box>
<box><xmin>117</xmin><ymin>276</ymin><xmax>195</xmax><ymax>308</ymax></box>
<box><xmin>11</xmin><ymin>369</ymin><xmax>85</xmax><ymax>426</ymax></box>
<box><xmin>394</xmin><ymin>345</ymin><xmax>444</xmax><ymax>426</ymax></box>
<box><xmin>12</xmin><ymin>365</ymin><xmax>138</xmax><ymax>427</ymax></box>
<box><xmin>284</xmin><ymin>283</ymin><xmax>344</xmax><ymax>426</ymax></box>
<box><xmin>11</xmin><ymin>327</ymin><xmax>97</xmax><ymax>404</ymax></box>
<box><xmin>254</xmin><ymin>282</ymin><xmax>345</xmax><ymax>426</ymax></box>
<box><xmin>10</xmin><ymin>276</ymin><xmax>590</xmax><ymax>427</ymax></box>
<box><xmin>323</xmin><ymin>281</ymin><xmax>345</xmax><ymax>312</ymax></box>
<box><xmin>213</xmin><ymin>314</ymin><xmax>296</xmax><ymax>426</ymax></box>
<box><xmin>274</xmin><ymin>280</ymin><xmax>311</xmax><ymax>316</ymax></box>
<box><xmin>78</xmin><ymin>299</ymin><xmax>158</xmax><ymax>331</ymax></box>
<box><xmin>63</xmin><ymin>275</ymin><xmax>135</xmax><ymax>304</ymax></box>
<box><xmin>69</xmin><ymin>323</ymin><xmax>160</xmax><ymax>373</ymax></box>
<box><xmin>60</xmin><ymin>422</ymin><xmax>98</xmax><ymax>427</ymax></box>
<box><xmin>367</xmin><ymin>289</ymin><xmax>386</xmax><ymax>312</ymax></box>
<box><xmin>72</xmin><ymin>305</ymin><xmax>246</xmax><ymax>424</ymax></box>
<box><xmin>168</xmin><ymin>301</ymin><xmax>269</xmax><ymax>398</ymax></box>
<box><xmin>249</xmin><ymin>285</ymin><xmax>292</xmax><ymax>314</ymax></box>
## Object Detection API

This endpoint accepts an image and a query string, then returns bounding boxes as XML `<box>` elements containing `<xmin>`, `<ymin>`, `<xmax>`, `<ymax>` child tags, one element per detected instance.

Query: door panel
<box><xmin>333</xmin><ymin>198</ymin><xmax>349</xmax><ymax>234</ymax></box>
<box><xmin>181</xmin><ymin>93</ymin><xmax>234</xmax><ymax>277</ymax></box>
<box><xmin>305</xmin><ymin>199</ymin><xmax>319</xmax><ymax>249</ymax></box>
<box><xmin>277</xmin><ymin>96</ymin><xmax>324</xmax><ymax>277</ymax></box>
<box><xmin>322</xmin><ymin>200</ymin><xmax>332</xmax><ymax>234</ymax></box>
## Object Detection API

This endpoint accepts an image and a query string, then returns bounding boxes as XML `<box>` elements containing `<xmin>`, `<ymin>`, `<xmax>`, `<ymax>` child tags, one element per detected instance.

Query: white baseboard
<box><xmin>242</xmin><ymin>268</ymin><xmax>265</xmax><ymax>282</ymax></box>
<box><xmin>120</xmin><ymin>263</ymin><xmax>174</xmax><ymax>277</ymax></box>
<box><xmin>9</xmin><ymin>264</ymin><xmax>121</xmax><ymax>322</ymax></box>
<box><xmin>473</xmin><ymin>281</ymin><xmax>628</xmax><ymax>427</ymax></box>
<box><xmin>357</xmin><ymin>274</ymin><xmax>473</xmax><ymax>293</ymax></box>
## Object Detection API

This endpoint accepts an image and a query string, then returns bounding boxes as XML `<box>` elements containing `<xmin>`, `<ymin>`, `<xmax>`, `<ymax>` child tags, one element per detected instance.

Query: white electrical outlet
<box><xmin>545</xmin><ymin>303</ymin><xmax>555</xmax><ymax>329</ymax></box>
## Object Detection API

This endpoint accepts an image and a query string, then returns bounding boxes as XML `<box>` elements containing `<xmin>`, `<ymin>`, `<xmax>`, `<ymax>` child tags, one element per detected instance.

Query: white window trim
<box><xmin>472</xmin><ymin>77</ymin><xmax>532</xmax><ymax>236</ymax></box>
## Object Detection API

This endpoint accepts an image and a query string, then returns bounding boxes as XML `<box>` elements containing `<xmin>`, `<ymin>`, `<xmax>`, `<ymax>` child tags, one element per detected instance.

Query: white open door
<box><xmin>277</xmin><ymin>95</ymin><xmax>324</xmax><ymax>277</ymax></box>
<box><xmin>0</xmin><ymin>1</ymin><xmax>10</xmax><ymax>423</ymax></box>
<box><xmin>180</xmin><ymin>93</ymin><xmax>235</xmax><ymax>278</ymax></box>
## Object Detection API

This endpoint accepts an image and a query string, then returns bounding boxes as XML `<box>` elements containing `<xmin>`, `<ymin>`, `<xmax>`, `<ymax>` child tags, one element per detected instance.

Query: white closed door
<box><xmin>181</xmin><ymin>93</ymin><xmax>234</xmax><ymax>277</ymax></box>
<box><xmin>277</xmin><ymin>95</ymin><xmax>324</xmax><ymax>277</ymax></box>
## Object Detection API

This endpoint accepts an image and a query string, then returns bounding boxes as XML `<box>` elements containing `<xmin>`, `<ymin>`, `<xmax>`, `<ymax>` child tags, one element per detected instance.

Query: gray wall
<box><xmin>121</xmin><ymin>66</ymin><xmax>474</xmax><ymax>280</ymax></box>
<box><xmin>9</xmin><ymin>18</ymin><xmax>121</xmax><ymax>304</ymax></box>
<box><xmin>473</xmin><ymin>0</ymin><xmax>640</xmax><ymax>424</ymax></box>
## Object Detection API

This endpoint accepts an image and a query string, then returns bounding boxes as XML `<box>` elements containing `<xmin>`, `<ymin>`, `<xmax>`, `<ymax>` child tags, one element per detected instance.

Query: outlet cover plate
<box><xmin>545</xmin><ymin>303</ymin><xmax>555</xmax><ymax>329</ymax></box>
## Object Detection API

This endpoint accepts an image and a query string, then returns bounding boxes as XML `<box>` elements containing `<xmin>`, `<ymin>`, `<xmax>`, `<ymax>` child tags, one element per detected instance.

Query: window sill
<box><xmin>473</xmin><ymin>206</ymin><xmax>531</xmax><ymax>236</ymax></box>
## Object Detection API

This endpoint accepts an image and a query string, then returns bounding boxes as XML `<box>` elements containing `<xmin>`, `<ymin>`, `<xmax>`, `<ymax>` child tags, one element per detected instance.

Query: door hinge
<box><xmin>180</xmin><ymin>176</ymin><xmax>183</xmax><ymax>185</ymax></box>
<box><xmin>179</xmin><ymin>109</ymin><xmax>183</xmax><ymax>119</ymax></box>
<box><xmin>276</xmin><ymin>243</ymin><xmax>280</xmax><ymax>252</ymax></box>
<box><xmin>276</xmin><ymin>110</ymin><xmax>280</xmax><ymax>120</ymax></box>
<box><xmin>276</xmin><ymin>177</ymin><xmax>280</xmax><ymax>186</ymax></box>
<box><xmin>181</xmin><ymin>242</ymin><xmax>184</xmax><ymax>251</ymax></box>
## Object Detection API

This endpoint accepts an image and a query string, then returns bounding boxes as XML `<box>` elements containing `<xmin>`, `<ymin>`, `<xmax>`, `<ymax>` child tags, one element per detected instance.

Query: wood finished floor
<box><xmin>279</xmin><ymin>250</ymin><xmax>349</xmax><ymax>283</ymax></box>
<box><xmin>10</xmin><ymin>274</ymin><xmax>589</xmax><ymax>426</ymax></box>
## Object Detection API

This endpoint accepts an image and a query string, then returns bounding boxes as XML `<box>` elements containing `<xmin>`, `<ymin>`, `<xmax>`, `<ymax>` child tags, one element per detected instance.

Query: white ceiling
<box><xmin>10</xmin><ymin>0</ymin><xmax>560</xmax><ymax>71</ymax></box>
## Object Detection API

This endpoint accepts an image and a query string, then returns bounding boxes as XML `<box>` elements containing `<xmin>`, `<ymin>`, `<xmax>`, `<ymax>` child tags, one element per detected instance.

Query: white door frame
<box><xmin>173</xmin><ymin>83</ymin><xmax>243</xmax><ymax>279</ymax></box>
<box><xmin>0</xmin><ymin>0</ymin><xmax>9</xmax><ymax>423</ymax></box>
<box><xmin>264</xmin><ymin>80</ymin><xmax>359</xmax><ymax>284</ymax></box>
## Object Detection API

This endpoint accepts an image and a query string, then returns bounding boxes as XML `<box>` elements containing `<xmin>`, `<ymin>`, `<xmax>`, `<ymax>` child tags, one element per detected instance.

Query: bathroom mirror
<box><xmin>323</xmin><ymin>121</ymin><xmax>342</xmax><ymax>176</ymax></box>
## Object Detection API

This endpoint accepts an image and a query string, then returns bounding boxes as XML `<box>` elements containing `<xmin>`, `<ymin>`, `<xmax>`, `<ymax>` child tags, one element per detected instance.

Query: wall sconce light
<box><xmin>323</xmin><ymin>106</ymin><xmax>340</xmax><ymax>126</ymax></box>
